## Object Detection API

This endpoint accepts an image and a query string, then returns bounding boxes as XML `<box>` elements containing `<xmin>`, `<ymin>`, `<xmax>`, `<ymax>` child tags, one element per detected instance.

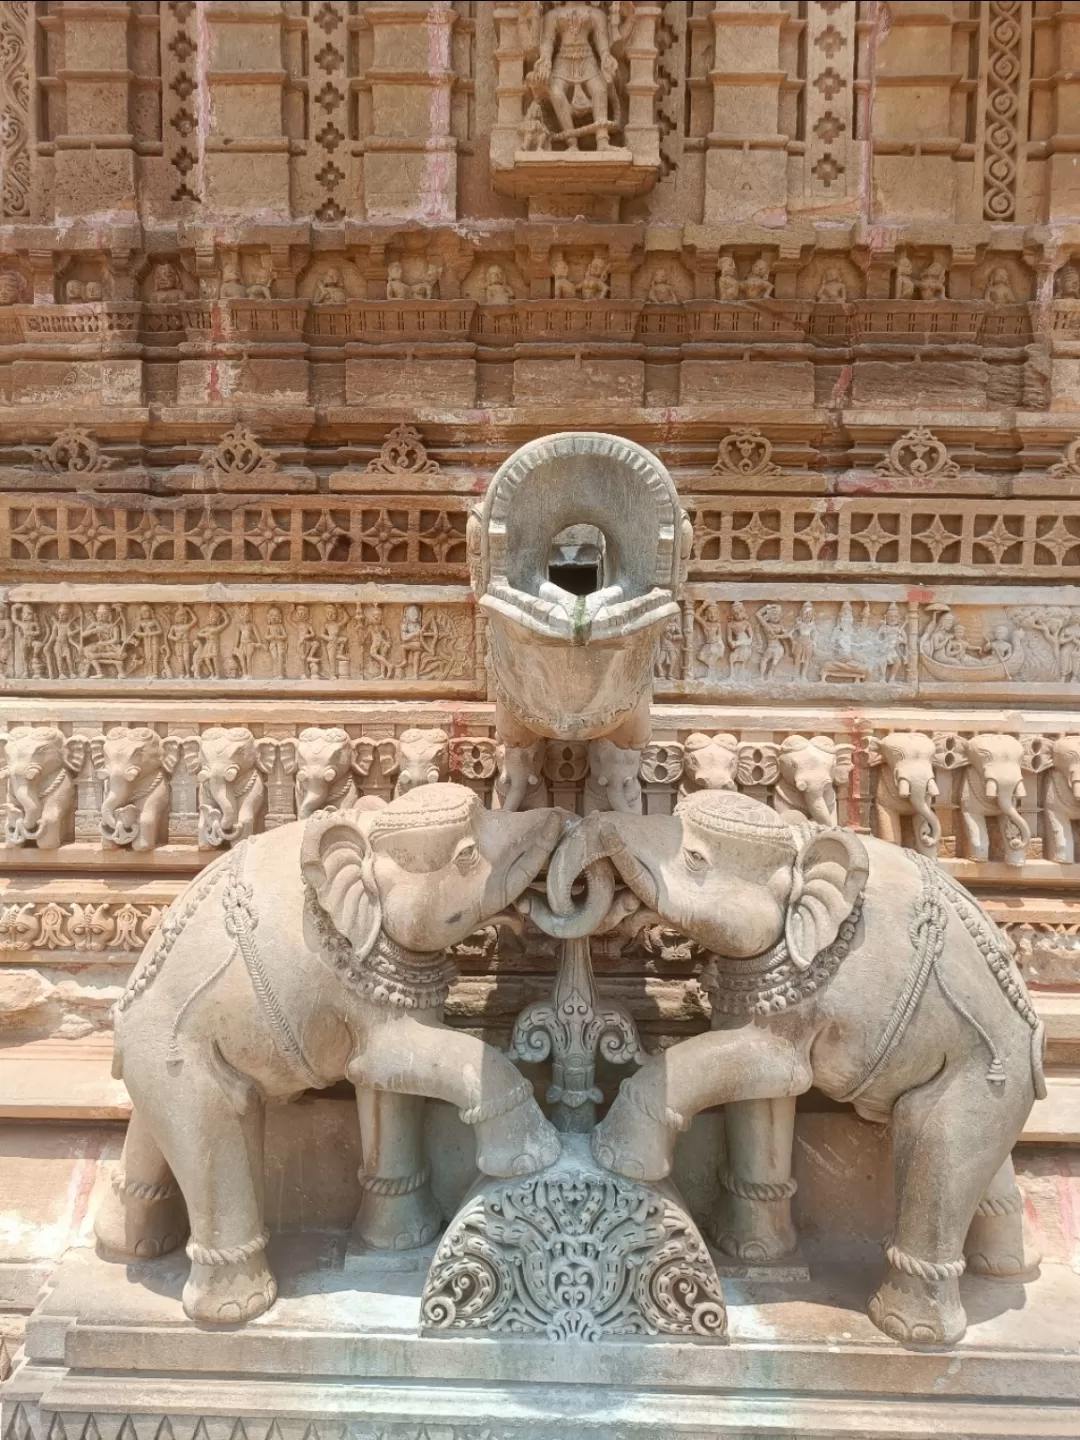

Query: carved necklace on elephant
<box><xmin>699</xmin><ymin>895</ymin><xmax>864</xmax><ymax>1018</ymax></box>
<box><xmin>305</xmin><ymin>885</ymin><xmax>457</xmax><ymax>1011</ymax></box>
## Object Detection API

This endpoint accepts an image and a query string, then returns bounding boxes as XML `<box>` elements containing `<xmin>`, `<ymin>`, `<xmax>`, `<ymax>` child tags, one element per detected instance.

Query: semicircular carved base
<box><xmin>420</xmin><ymin>1134</ymin><xmax>727</xmax><ymax>1342</ymax></box>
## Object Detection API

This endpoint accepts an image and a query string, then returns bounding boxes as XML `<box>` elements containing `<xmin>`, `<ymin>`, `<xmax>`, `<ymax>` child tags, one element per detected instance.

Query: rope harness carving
<box><xmin>839</xmin><ymin>852</ymin><xmax>1009</xmax><ymax>1104</ymax></box>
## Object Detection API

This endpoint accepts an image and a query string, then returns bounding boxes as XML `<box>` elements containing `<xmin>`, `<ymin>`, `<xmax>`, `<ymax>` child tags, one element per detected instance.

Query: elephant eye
<box><xmin>455</xmin><ymin>840</ymin><xmax>480</xmax><ymax>871</ymax></box>
<box><xmin>683</xmin><ymin>847</ymin><xmax>707</xmax><ymax>872</ymax></box>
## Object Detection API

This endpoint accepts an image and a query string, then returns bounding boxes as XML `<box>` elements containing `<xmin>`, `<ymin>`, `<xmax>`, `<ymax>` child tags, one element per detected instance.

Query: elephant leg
<box><xmin>869</xmin><ymin>1063</ymin><xmax>1030</xmax><ymax>1348</ymax></box>
<box><xmin>356</xmin><ymin>1014</ymin><xmax>560</xmax><ymax>1178</ymax></box>
<box><xmin>964</xmin><ymin>1155</ymin><xmax>1040</xmax><ymax>1279</ymax></box>
<box><xmin>94</xmin><ymin>1107</ymin><xmax>188</xmax><ymax>1261</ymax></box>
<box><xmin>353</xmin><ymin>1089</ymin><xmax>441</xmax><ymax>1251</ymax></box>
<box><xmin>715</xmin><ymin>1096</ymin><xmax>798</xmax><ymax>1263</ymax></box>
<box><xmin>139</xmin><ymin>1058</ymin><xmax>275</xmax><ymax>1325</ymax></box>
<box><xmin>960</xmin><ymin>806</ymin><xmax>989</xmax><ymax>862</ymax></box>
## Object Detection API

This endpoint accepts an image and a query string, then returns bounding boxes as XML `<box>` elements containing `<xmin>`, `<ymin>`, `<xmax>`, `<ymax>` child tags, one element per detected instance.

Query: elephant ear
<box><xmin>277</xmin><ymin>737</ymin><xmax>298</xmax><ymax>777</ymax></box>
<box><xmin>351</xmin><ymin>737</ymin><xmax>375</xmax><ymax>778</ymax></box>
<box><xmin>785</xmin><ymin>827</ymin><xmax>869</xmax><ymax>972</ymax></box>
<box><xmin>254</xmin><ymin>738</ymin><xmax>278</xmax><ymax>776</ymax></box>
<box><xmin>89</xmin><ymin>734</ymin><xmax>107</xmax><ymax>778</ymax></box>
<box><xmin>300</xmin><ymin>810</ymin><xmax>382</xmax><ymax>962</ymax></box>
<box><xmin>160</xmin><ymin>737</ymin><xmax>181</xmax><ymax>776</ymax></box>
<box><xmin>64</xmin><ymin>734</ymin><xmax>89</xmax><ymax>776</ymax></box>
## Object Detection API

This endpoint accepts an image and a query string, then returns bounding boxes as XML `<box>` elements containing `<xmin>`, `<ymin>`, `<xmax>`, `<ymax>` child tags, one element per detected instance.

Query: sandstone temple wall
<box><xmin>2</xmin><ymin>0</ymin><xmax>1080</xmax><ymax>1381</ymax></box>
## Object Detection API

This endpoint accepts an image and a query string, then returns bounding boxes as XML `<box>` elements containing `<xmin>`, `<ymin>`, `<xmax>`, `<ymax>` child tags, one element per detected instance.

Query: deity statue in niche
<box><xmin>522</xmin><ymin>1</ymin><xmax>622</xmax><ymax>149</ymax></box>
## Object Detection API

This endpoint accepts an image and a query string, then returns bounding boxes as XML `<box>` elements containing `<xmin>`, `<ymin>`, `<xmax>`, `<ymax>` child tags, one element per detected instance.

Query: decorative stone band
<box><xmin>359</xmin><ymin>1166</ymin><xmax>432</xmax><ymax>1197</ymax></box>
<box><xmin>458</xmin><ymin>1078</ymin><xmax>533</xmax><ymax>1126</ymax></box>
<box><xmin>110</xmin><ymin>1171</ymin><xmax>179</xmax><ymax>1203</ymax></box>
<box><xmin>187</xmin><ymin>1227</ymin><xmax>270</xmax><ymax>1269</ymax></box>
<box><xmin>719</xmin><ymin>1169</ymin><xmax>798</xmax><ymax>1203</ymax></box>
<box><xmin>885</xmin><ymin>1243</ymin><xmax>966</xmax><ymax>1283</ymax></box>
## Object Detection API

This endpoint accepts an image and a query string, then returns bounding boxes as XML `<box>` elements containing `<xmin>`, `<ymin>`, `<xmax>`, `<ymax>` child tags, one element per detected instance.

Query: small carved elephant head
<box><xmin>775</xmin><ymin>735</ymin><xmax>854</xmax><ymax>827</ymax></box>
<box><xmin>0</xmin><ymin>727</ymin><xmax>88</xmax><ymax>848</ymax></box>
<box><xmin>278</xmin><ymin>727</ymin><xmax>374</xmax><ymax>818</ymax></box>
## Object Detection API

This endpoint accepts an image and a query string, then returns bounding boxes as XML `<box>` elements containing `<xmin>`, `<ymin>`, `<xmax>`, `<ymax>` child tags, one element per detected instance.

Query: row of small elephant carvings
<box><xmin>3</xmin><ymin>723</ymin><xmax>1080</xmax><ymax>864</ymax></box>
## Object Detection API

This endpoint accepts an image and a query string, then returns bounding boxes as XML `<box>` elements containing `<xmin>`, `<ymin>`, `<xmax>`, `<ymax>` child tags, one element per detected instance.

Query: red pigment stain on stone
<box><xmin>908</xmin><ymin>587</ymin><xmax>934</xmax><ymax>604</ymax></box>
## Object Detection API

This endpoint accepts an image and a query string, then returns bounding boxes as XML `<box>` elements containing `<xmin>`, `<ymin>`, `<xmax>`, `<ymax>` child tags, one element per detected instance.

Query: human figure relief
<box><xmin>192</xmin><ymin>604</ymin><xmax>229</xmax><ymax>680</ymax></box>
<box><xmin>265</xmin><ymin>605</ymin><xmax>288</xmax><ymax>678</ymax></box>
<box><xmin>525</xmin><ymin>1</ymin><xmax>620</xmax><ymax>150</ymax></box>
<box><xmin>230</xmin><ymin>604</ymin><xmax>265</xmax><ymax>680</ymax></box>
<box><xmin>166</xmin><ymin>604</ymin><xmax>198</xmax><ymax>678</ymax></box>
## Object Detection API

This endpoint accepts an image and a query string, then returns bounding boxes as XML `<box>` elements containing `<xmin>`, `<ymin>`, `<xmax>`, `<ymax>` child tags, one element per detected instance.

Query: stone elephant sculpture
<box><xmin>679</xmin><ymin>732</ymin><xmax>740</xmax><ymax>798</ymax></box>
<box><xmin>95</xmin><ymin>784</ymin><xmax>563</xmax><ymax>1324</ymax></box>
<box><xmin>864</xmin><ymin>731</ymin><xmax>942</xmax><ymax>858</ymax></box>
<box><xmin>773</xmin><ymin>734</ymin><xmax>853</xmax><ymax>827</ymax></box>
<box><xmin>0</xmin><ymin>726</ymin><xmax>87</xmax><ymax>849</ymax></box>
<box><xmin>941</xmin><ymin>732</ymin><xmax>1041</xmax><ymax>867</ymax></box>
<box><xmin>583</xmin><ymin>737</ymin><xmax>642</xmax><ymax>814</ymax></box>
<box><xmin>385</xmin><ymin>727</ymin><xmax>449</xmax><ymax>799</ymax></box>
<box><xmin>278</xmin><ymin>726</ymin><xmax>376</xmax><ymax>817</ymax></box>
<box><xmin>185</xmin><ymin>727</ymin><xmax>276</xmax><ymax>848</ymax></box>
<box><xmin>1041</xmin><ymin>734</ymin><xmax>1080</xmax><ymax>862</ymax></box>
<box><xmin>555</xmin><ymin>790</ymin><xmax>1044</xmax><ymax>1346</ymax></box>
<box><xmin>92</xmin><ymin>727</ymin><xmax>180</xmax><ymax>851</ymax></box>
<box><xmin>494</xmin><ymin>738</ymin><xmax>548</xmax><ymax>811</ymax></box>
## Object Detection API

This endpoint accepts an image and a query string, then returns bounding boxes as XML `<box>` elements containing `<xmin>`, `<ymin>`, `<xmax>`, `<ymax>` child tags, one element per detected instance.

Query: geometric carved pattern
<box><xmin>161</xmin><ymin>1</ymin><xmax>202</xmax><ymax>205</ymax></box>
<box><xmin>686</xmin><ymin>498</ymin><xmax>1080</xmax><ymax>579</ymax></box>
<box><xmin>0</xmin><ymin>497</ymin><xmax>471</xmax><ymax>580</ymax></box>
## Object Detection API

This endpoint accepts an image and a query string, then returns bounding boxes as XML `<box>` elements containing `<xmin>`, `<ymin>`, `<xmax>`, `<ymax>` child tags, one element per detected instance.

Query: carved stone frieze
<box><xmin>0</xmin><ymin>590</ymin><xmax>479</xmax><ymax>692</ymax></box>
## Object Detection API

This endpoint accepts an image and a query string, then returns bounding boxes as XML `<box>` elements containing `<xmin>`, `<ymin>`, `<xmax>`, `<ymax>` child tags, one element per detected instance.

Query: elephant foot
<box><xmin>712</xmin><ymin>1185</ymin><xmax>798</xmax><ymax>1264</ymax></box>
<box><xmin>353</xmin><ymin>1176</ymin><xmax>442</xmax><ymax>1251</ymax></box>
<box><xmin>868</xmin><ymin>1250</ymin><xmax>966</xmax><ymax>1349</ymax></box>
<box><xmin>95</xmin><ymin>1170</ymin><xmax>188</xmax><ymax>1262</ymax></box>
<box><xmin>590</xmin><ymin>1082</ymin><xmax>675</xmax><ymax>1182</ymax></box>
<box><xmin>182</xmin><ymin>1231</ymin><xmax>277</xmax><ymax>1325</ymax></box>
<box><xmin>472</xmin><ymin>1094</ymin><xmax>560</xmax><ymax>1178</ymax></box>
<box><xmin>965</xmin><ymin>1202</ymin><xmax>1040</xmax><ymax>1280</ymax></box>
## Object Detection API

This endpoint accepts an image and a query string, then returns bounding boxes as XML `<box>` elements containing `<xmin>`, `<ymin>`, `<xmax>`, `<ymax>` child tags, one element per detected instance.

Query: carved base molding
<box><xmin>420</xmin><ymin>1134</ymin><xmax>726</xmax><ymax>1340</ymax></box>
<box><xmin>6</xmin><ymin>1235</ymin><xmax>1080</xmax><ymax>1440</ymax></box>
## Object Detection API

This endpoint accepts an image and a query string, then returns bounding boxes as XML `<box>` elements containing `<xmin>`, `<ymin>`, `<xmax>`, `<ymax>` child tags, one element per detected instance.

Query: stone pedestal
<box><xmin>6</xmin><ymin>1239</ymin><xmax>1079</xmax><ymax>1439</ymax></box>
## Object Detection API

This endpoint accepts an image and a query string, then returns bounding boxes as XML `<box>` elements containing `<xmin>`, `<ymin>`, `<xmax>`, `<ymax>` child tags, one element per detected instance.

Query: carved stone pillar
<box><xmin>363</xmin><ymin>1</ymin><xmax>458</xmax><ymax>221</ymax></box>
<box><xmin>704</xmin><ymin>1</ymin><xmax>790</xmax><ymax>225</ymax></box>
<box><xmin>203</xmin><ymin>0</ymin><xmax>290</xmax><ymax>214</ymax></box>
<box><xmin>52</xmin><ymin>1</ymin><xmax>138</xmax><ymax>218</ymax></box>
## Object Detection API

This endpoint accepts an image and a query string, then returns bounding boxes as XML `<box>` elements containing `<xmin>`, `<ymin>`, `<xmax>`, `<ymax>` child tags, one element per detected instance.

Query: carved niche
<box><xmin>490</xmin><ymin>3</ymin><xmax>663</xmax><ymax>211</ymax></box>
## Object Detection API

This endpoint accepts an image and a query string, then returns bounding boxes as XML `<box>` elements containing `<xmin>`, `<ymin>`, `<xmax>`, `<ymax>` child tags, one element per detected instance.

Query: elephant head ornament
<box><xmin>774</xmin><ymin>734</ymin><xmax>853</xmax><ymax>827</ymax></box>
<box><xmin>495</xmin><ymin>737</ymin><xmax>548</xmax><ymax>811</ymax></box>
<box><xmin>92</xmin><ymin>727</ymin><xmax>181</xmax><ymax>851</ymax></box>
<box><xmin>97</xmin><ymin>784</ymin><xmax>563</xmax><ymax>1325</ymax></box>
<box><xmin>941</xmin><ymin>732</ymin><xmax>1043</xmax><ymax>866</ymax></box>
<box><xmin>185</xmin><ymin>727</ymin><xmax>277</xmax><ymax>848</ymax></box>
<box><xmin>279</xmin><ymin>727</ymin><xmax>375</xmax><ymax>818</ymax></box>
<box><xmin>583</xmin><ymin>738</ymin><xmax>642</xmax><ymax>815</ymax></box>
<box><xmin>557</xmin><ymin>790</ymin><xmax>1045</xmax><ymax>1347</ymax></box>
<box><xmin>864</xmin><ymin>731</ymin><xmax>942</xmax><ymax>857</ymax></box>
<box><xmin>1043</xmin><ymin>734</ymin><xmax>1080</xmax><ymax>862</ymax></box>
<box><xmin>0</xmin><ymin>727</ymin><xmax>87</xmax><ymax>849</ymax></box>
